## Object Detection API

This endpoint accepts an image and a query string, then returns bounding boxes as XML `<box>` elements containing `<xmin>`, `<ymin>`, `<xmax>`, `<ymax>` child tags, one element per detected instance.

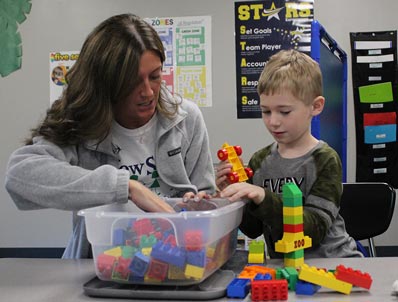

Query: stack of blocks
<box><xmin>275</xmin><ymin>182</ymin><xmax>312</xmax><ymax>267</ymax></box>
<box><xmin>226</xmin><ymin>183</ymin><xmax>373</xmax><ymax>300</ymax></box>
<box><xmin>248</xmin><ymin>240</ymin><xmax>265</xmax><ymax>264</ymax></box>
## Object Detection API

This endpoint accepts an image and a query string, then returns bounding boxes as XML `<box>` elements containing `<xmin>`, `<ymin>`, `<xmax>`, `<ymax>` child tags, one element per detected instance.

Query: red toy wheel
<box><xmin>228</xmin><ymin>172</ymin><xmax>239</xmax><ymax>183</ymax></box>
<box><xmin>217</xmin><ymin>149</ymin><xmax>228</xmax><ymax>161</ymax></box>
<box><xmin>245</xmin><ymin>167</ymin><xmax>254</xmax><ymax>178</ymax></box>
<box><xmin>234</xmin><ymin>146</ymin><xmax>242</xmax><ymax>156</ymax></box>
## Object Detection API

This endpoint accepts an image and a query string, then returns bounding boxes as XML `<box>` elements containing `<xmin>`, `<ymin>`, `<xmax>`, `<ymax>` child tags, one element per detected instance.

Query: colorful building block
<box><xmin>227</xmin><ymin>278</ymin><xmax>251</xmax><ymax>299</ymax></box>
<box><xmin>147</xmin><ymin>259</ymin><xmax>168</xmax><ymax>281</ymax></box>
<box><xmin>239</xmin><ymin>265</ymin><xmax>276</xmax><ymax>280</ymax></box>
<box><xmin>186</xmin><ymin>249</ymin><xmax>206</xmax><ymax>267</ymax></box>
<box><xmin>298</xmin><ymin>264</ymin><xmax>352</xmax><ymax>294</ymax></box>
<box><xmin>150</xmin><ymin>240</ymin><xmax>187</xmax><ymax>268</ymax></box>
<box><xmin>132</xmin><ymin>218</ymin><xmax>154</xmax><ymax>236</ymax></box>
<box><xmin>335</xmin><ymin>264</ymin><xmax>373</xmax><ymax>290</ymax></box>
<box><xmin>139</xmin><ymin>234</ymin><xmax>157</xmax><ymax>248</ymax></box>
<box><xmin>251</xmin><ymin>279</ymin><xmax>288</xmax><ymax>301</ymax></box>
<box><xmin>249</xmin><ymin>240</ymin><xmax>265</xmax><ymax>254</ymax></box>
<box><xmin>248</xmin><ymin>240</ymin><xmax>265</xmax><ymax>263</ymax></box>
<box><xmin>129</xmin><ymin>252</ymin><xmax>150</xmax><ymax>277</ymax></box>
<box><xmin>254</xmin><ymin>273</ymin><xmax>272</xmax><ymax>280</ymax></box>
<box><xmin>104</xmin><ymin>246</ymin><xmax>123</xmax><ymax>257</ymax></box>
<box><xmin>295</xmin><ymin>280</ymin><xmax>321</xmax><ymax>295</ymax></box>
<box><xmin>280</xmin><ymin>267</ymin><xmax>298</xmax><ymax>290</ymax></box>
<box><xmin>185</xmin><ymin>264</ymin><xmax>205</xmax><ymax>279</ymax></box>
<box><xmin>275</xmin><ymin>183</ymin><xmax>312</xmax><ymax>267</ymax></box>
<box><xmin>113</xmin><ymin>228</ymin><xmax>126</xmax><ymax>246</ymax></box>
<box><xmin>112</xmin><ymin>257</ymin><xmax>131</xmax><ymax>281</ymax></box>
<box><xmin>217</xmin><ymin>142</ymin><xmax>253</xmax><ymax>183</ymax></box>
<box><xmin>184</xmin><ymin>230</ymin><xmax>203</xmax><ymax>251</ymax></box>
<box><xmin>248</xmin><ymin>253</ymin><xmax>265</xmax><ymax>264</ymax></box>
<box><xmin>97</xmin><ymin>253</ymin><xmax>116</xmax><ymax>279</ymax></box>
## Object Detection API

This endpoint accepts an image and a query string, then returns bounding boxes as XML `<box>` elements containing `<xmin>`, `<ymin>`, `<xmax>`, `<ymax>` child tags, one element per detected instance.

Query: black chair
<box><xmin>339</xmin><ymin>182</ymin><xmax>396</xmax><ymax>257</ymax></box>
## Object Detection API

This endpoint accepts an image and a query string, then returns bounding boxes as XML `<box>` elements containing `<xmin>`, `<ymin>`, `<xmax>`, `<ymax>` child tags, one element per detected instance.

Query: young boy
<box><xmin>216</xmin><ymin>49</ymin><xmax>362</xmax><ymax>258</ymax></box>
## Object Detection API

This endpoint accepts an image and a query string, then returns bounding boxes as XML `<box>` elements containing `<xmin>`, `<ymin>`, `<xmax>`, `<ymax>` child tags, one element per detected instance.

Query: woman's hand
<box><xmin>128</xmin><ymin>180</ymin><xmax>175</xmax><ymax>213</ymax></box>
<box><xmin>182</xmin><ymin>190</ymin><xmax>211</xmax><ymax>202</ymax></box>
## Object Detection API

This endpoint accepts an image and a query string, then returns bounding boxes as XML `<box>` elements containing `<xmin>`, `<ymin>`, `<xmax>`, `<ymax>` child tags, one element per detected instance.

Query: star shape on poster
<box><xmin>262</xmin><ymin>2</ymin><xmax>284</xmax><ymax>21</ymax></box>
<box><xmin>291</xmin><ymin>27</ymin><xmax>305</xmax><ymax>41</ymax></box>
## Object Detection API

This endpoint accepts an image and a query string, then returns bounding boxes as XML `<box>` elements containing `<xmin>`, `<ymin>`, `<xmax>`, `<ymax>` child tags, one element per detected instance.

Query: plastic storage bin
<box><xmin>78</xmin><ymin>198</ymin><xmax>245</xmax><ymax>285</ymax></box>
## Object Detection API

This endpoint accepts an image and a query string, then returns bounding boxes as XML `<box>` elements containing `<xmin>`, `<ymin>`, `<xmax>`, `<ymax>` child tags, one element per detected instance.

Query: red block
<box><xmin>147</xmin><ymin>259</ymin><xmax>169</xmax><ymax>281</ymax></box>
<box><xmin>133</xmin><ymin>219</ymin><xmax>155</xmax><ymax>236</ymax></box>
<box><xmin>283</xmin><ymin>224</ymin><xmax>304</xmax><ymax>233</ymax></box>
<box><xmin>97</xmin><ymin>254</ymin><xmax>116</xmax><ymax>279</ymax></box>
<box><xmin>114</xmin><ymin>257</ymin><xmax>131</xmax><ymax>279</ymax></box>
<box><xmin>184</xmin><ymin>230</ymin><xmax>203</xmax><ymax>251</ymax></box>
<box><xmin>251</xmin><ymin>279</ymin><xmax>288</xmax><ymax>301</ymax></box>
<box><xmin>335</xmin><ymin>264</ymin><xmax>373</xmax><ymax>289</ymax></box>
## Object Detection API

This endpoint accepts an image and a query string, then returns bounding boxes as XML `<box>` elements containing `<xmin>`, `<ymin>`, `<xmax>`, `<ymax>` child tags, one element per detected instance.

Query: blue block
<box><xmin>113</xmin><ymin>228</ymin><xmax>126</xmax><ymax>246</ymax></box>
<box><xmin>227</xmin><ymin>278</ymin><xmax>251</xmax><ymax>298</ymax></box>
<box><xmin>129</xmin><ymin>252</ymin><xmax>150</xmax><ymax>277</ymax></box>
<box><xmin>254</xmin><ymin>273</ymin><xmax>272</xmax><ymax>280</ymax></box>
<box><xmin>295</xmin><ymin>280</ymin><xmax>321</xmax><ymax>295</ymax></box>
<box><xmin>151</xmin><ymin>241</ymin><xmax>187</xmax><ymax>268</ymax></box>
<box><xmin>186</xmin><ymin>249</ymin><xmax>206</xmax><ymax>267</ymax></box>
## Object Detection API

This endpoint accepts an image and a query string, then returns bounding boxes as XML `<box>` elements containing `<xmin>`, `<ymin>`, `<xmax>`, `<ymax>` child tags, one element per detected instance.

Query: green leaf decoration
<box><xmin>0</xmin><ymin>0</ymin><xmax>32</xmax><ymax>77</ymax></box>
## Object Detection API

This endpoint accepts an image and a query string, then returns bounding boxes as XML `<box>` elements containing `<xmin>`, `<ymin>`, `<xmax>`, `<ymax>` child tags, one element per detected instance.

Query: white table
<box><xmin>0</xmin><ymin>256</ymin><xmax>397</xmax><ymax>301</ymax></box>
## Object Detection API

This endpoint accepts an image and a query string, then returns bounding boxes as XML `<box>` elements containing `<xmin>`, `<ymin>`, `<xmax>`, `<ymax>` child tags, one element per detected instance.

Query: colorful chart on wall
<box><xmin>49</xmin><ymin>16</ymin><xmax>212</xmax><ymax>108</ymax></box>
<box><xmin>234</xmin><ymin>0</ymin><xmax>314</xmax><ymax>118</ymax></box>
<box><xmin>145</xmin><ymin>16</ymin><xmax>212</xmax><ymax>107</ymax></box>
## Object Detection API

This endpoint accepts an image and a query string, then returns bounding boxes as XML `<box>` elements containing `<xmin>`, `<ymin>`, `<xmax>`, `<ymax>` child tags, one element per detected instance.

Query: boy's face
<box><xmin>260</xmin><ymin>92</ymin><xmax>323</xmax><ymax>150</ymax></box>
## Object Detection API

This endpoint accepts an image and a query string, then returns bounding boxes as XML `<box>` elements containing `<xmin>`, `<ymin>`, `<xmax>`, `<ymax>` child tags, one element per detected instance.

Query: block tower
<box><xmin>275</xmin><ymin>183</ymin><xmax>311</xmax><ymax>267</ymax></box>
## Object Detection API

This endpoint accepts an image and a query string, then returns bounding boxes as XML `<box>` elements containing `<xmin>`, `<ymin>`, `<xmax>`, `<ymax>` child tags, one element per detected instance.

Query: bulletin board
<box><xmin>350</xmin><ymin>30</ymin><xmax>398</xmax><ymax>188</ymax></box>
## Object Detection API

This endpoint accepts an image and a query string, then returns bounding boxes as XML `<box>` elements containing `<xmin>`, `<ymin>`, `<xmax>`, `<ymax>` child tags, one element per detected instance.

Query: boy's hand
<box><xmin>215</xmin><ymin>161</ymin><xmax>233</xmax><ymax>191</ymax></box>
<box><xmin>220</xmin><ymin>182</ymin><xmax>265</xmax><ymax>205</ymax></box>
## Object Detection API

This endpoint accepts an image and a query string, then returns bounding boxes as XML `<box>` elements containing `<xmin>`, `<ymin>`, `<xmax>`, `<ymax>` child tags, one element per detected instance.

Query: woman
<box><xmin>5</xmin><ymin>14</ymin><xmax>215</xmax><ymax>258</ymax></box>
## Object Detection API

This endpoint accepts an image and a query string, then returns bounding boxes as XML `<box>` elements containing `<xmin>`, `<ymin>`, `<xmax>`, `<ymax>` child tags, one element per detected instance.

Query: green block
<box><xmin>282</xmin><ymin>183</ymin><xmax>302</xmax><ymax>207</ymax></box>
<box><xmin>285</xmin><ymin>249</ymin><xmax>304</xmax><ymax>259</ymax></box>
<box><xmin>249</xmin><ymin>240</ymin><xmax>265</xmax><ymax>253</ymax></box>
<box><xmin>275</xmin><ymin>268</ymin><xmax>283</xmax><ymax>279</ymax></box>
<box><xmin>139</xmin><ymin>234</ymin><xmax>157</xmax><ymax>248</ymax></box>
<box><xmin>281</xmin><ymin>266</ymin><xmax>299</xmax><ymax>290</ymax></box>
<box><xmin>283</xmin><ymin>215</ymin><xmax>303</xmax><ymax>224</ymax></box>
<box><xmin>122</xmin><ymin>246</ymin><xmax>137</xmax><ymax>258</ymax></box>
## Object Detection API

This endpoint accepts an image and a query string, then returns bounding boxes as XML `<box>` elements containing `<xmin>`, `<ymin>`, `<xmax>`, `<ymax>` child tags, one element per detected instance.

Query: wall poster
<box><xmin>145</xmin><ymin>16</ymin><xmax>212</xmax><ymax>107</ymax></box>
<box><xmin>49</xmin><ymin>16</ymin><xmax>212</xmax><ymax>107</ymax></box>
<box><xmin>235</xmin><ymin>0</ymin><xmax>314</xmax><ymax>118</ymax></box>
<box><xmin>49</xmin><ymin>51</ymin><xmax>79</xmax><ymax>104</ymax></box>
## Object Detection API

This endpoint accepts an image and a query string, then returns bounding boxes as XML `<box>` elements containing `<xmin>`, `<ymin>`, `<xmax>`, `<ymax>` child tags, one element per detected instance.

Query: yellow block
<box><xmin>185</xmin><ymin>264</ymin><xmax>205</xmax><ymax>279</ymax></box>
<box><xmin>275</xmin><ymin>232</ymin><xmax>312</xmax><ymax>253</ymax></box>
<box><xmin>284</xmin><ymin>257</ymin><xmax>304</xmax><ymax>268</ymax></box>
<box><xmin>283</xmin><ymin>206</ymin><xmax>303</xmax><ymax>216</ymax></box>
<box><xmin>104</xmin><ymin>246</ymin><xmax>122</xmax><ymax>257</ymax></box>
<box><xmin>299</xmin><ymin>264</ymin><xmax>352</xmax><ymax>294</ymax></box>
<box><xmin>248</xmin><ymin>253</ymin><xmax>264</xmax><ymax>264</ymax></box>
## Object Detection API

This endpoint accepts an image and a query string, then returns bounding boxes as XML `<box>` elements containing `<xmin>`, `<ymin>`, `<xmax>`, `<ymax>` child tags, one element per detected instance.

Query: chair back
<box><xmin>340</xmin><ymin>182</ymin><xmax>396</xmax><ymax>241</ymax></box>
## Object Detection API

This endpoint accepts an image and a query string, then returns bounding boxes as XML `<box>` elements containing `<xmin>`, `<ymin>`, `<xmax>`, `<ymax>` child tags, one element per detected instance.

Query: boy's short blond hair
<box><xmin>257</xmin><ymin>49</ymin><xmax>322</xmax><ymax>105</ymax></box>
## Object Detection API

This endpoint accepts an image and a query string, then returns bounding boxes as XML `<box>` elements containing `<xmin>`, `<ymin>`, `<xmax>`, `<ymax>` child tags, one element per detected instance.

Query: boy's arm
<box><xmin>240</xmin><ymin>145</ymin><xmax>343</xmax><ymax>248</ymax></box>
<box><xmin>302</xmin><ymin>148</ymin><xmax>343</xmax><ymax>246</ymax></box>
